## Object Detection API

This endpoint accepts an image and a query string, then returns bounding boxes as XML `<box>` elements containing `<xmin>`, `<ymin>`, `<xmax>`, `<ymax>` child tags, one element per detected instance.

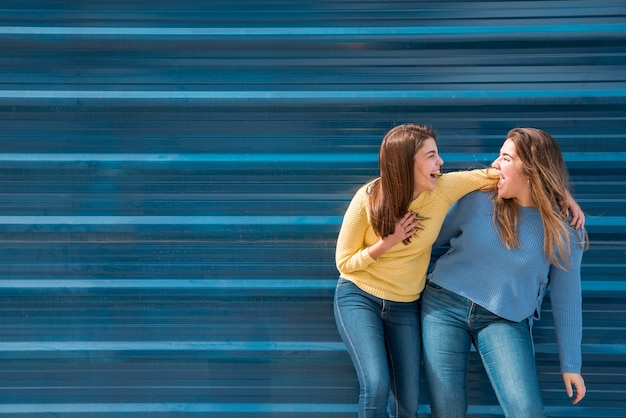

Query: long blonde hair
<box><xmin>369</xmin><ymin>124</ymin><xmax>435</xmax><ymax>243</ymax></box>
<box><xmin>491</xmin><ymin>128</ymin><xmax>586</xmax><ymax>268</ymax></box>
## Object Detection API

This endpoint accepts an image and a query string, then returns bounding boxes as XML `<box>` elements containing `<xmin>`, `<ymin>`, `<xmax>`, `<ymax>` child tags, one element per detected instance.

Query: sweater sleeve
<box><xmin>335</xmin><ymin>185</ymin><xmax>375</xmax><ymax>274</ymax></box>
<box><xmin>548</xmin><ymin>227</ymin><xmax>586</xmax><ymax>373</ymax></box>
<box><xmin>438</xmin><ymin>168</ymin><xmax>497</xmax><ymax>205</ymax></box>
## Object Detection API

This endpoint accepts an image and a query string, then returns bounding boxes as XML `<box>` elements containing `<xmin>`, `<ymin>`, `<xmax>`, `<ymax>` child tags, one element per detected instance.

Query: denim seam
<box><xmin>385</xmin><ymin>331</ymin><xmax>399</xmax><ymax>418</ymax></box>
<box><xmin>334</xmin><ymin>293</ymin><xmax>368</xmax><ymax>415</ymax></box>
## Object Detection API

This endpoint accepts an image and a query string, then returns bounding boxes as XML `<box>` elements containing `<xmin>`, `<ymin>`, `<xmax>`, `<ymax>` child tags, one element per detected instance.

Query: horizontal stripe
<box><xmin>0</xmin><ymin>341</ymin><xmax>346</xmax><ymax>352</ymax></box>
<box><xmin>0</xmin><ymin>279</ymin><xmax>338</xmax><ymax>290</ymax></box>
<box><xmin>1</xmin><ymin>24</ymin><xmax>624</xmax><ymax>36</ymax></box>
<box><xmin>0</xmin><ymin>89</ymin><xmax>624</xmax><ymax>99</ymax></box>
<box><xmin>0</xmin><ymin>403</ymin><xmax>357</xmax><ymax>413</ymax></box>
<box><xmin>0</xmin><ymin>215</ymin><xmax>342</xmax><ymax>224</ymax></box>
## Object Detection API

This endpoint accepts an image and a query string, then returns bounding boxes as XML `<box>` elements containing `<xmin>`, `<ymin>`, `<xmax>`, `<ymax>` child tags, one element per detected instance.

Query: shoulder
<box><xmin>568</xmin><ymin>224</ymin><xmax>588</xmax><ymax>253</ymax></box>
<box><xmin>353</xmin><ymin>180</ymin><xmax>376</xmax><ymax>200</ymax></box>
<box><xmin>438</xmin><ymin>192</ymin><xmax>492</xmax><ymax>230</ymax></box>
<box><xmin>346</xmin><ymin>180</ymin><xmax>375</xmax><ymax>213</ymax></box>
<box><xmin>456</xmin><ymin>190</ymin><xmax>492</xmax><ymax>209</ymax></box>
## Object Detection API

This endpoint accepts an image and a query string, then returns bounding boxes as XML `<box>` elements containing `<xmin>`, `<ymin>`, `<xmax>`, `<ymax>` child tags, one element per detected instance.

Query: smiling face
<box><xmin>413</xmin><ymin>137</ymin><xmax>444</xmax><ymax>195</ymax></box>
<box><xmin>492</xmin><ymin>138</ymin><xmax>534</xmax><ymax>207</ymax></box>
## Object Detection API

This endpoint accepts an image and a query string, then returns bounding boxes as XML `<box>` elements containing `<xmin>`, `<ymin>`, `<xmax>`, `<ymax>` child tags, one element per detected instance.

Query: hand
<box><xmin>562</xmin><ymin>372</ymin><xmax>586</xmax><ymax>404</ymax></box>
<box><xmin>367</xmin><ymin>211</ymin><xmax>420</xmax><ymax>260</ymax></box>
<box><xmin>565</xmin><ymin>191</ymin><xmax>585</xmax><ymax>229</ymax></box>
<box><xmin>391</xmin><ymin>211</ymin><xmax>421</xmax><ymax>244</ymax></box>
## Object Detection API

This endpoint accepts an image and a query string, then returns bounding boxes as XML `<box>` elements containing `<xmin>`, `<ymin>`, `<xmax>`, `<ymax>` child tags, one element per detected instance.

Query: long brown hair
<box><xmin>369</xmin><ymin>123</ymin><xmax>435</xmax><ymax>243</ymax></box>
<box><xmin>491</xmin><ymin>128</ymin><xmax>587</xmax><ymax>268</ymax></box>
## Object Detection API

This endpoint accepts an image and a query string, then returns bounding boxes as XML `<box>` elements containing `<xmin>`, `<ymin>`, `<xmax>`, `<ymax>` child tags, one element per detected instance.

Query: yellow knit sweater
<box><xmin>335</xmin><ymin>169</ymin><xmax>495</xmax><ymax>302</ymax></box>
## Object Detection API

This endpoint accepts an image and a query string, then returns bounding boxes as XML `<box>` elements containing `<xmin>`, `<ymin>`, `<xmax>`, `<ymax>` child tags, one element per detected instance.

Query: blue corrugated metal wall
<box><xmin>0</xmin><ymin>1</ymin><xmax>624</xmax><ymax>417</ymax></box>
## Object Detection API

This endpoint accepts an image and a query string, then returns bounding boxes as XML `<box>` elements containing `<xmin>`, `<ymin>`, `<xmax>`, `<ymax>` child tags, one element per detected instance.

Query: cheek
<box><xmin>508</xmin><ymin>171</ymin><xmax>525</xmax><ymax>189</ymax></box>
<box><xmin>503</xmin><ymin>163</ymin><xmax>517</xmax><ymax>178</ymax></box>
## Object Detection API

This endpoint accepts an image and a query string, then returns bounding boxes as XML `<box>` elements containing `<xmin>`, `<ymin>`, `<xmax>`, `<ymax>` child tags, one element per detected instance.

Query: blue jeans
<box><xmin>334</xmin><ymin>278</ymin><xmax>421</xmax><ymax>418</ymax></box>
<box><xmin>421</xmin><ymin>282</ymin><xmax>545</xmax><ymax>418</ymax></box>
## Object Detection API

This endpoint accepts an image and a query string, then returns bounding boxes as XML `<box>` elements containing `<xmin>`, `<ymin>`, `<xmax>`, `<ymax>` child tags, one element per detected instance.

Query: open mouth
<box><xmin>492</xmin><ymin>169</ymin><xmax>504</xmax><ymax>188</ymax></box>
<box><xmin>431</xmin><ymin>172</ymin><xmax>442</xmax><ymax>179</ymax></box>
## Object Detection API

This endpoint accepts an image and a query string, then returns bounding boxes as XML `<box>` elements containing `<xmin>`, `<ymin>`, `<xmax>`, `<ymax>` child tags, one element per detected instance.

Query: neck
<box><xmin>412</xmin><ymin>186</ymin><xmax>425</xmax><ymax>201</ymax></box>
<box><xmin>515</xmin><ymin>194</ymin><xmax>536</xmax><ymax>208</ymax></box>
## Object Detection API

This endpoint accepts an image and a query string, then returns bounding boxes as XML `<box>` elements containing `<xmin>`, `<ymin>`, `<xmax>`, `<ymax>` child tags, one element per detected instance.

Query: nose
<box><xmin>491</xmin><ymin>157</ymin><xmax>500</xmax><ymax>169</ymax></box>
<box><xmin>438</xmin><ymin>155</ymin><xmax>444</xmax><ymax>166</ymax></box>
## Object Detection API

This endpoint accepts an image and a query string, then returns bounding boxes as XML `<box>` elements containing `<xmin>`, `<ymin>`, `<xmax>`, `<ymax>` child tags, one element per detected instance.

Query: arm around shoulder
<box><xmin>439</xmin><ymin>168</ymin><xmax>498</xmax><ymax>203</ymax></box>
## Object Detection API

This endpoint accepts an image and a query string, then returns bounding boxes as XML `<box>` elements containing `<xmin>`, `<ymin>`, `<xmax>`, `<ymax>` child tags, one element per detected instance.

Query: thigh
<box><xmin>421</xmin><ymin>283</ymin><xmax>473</xmax><ymax>418</ymax></box>
<box><xmin>334</xmin><ymin>279</ymin><xmax>390</xmax><ymax>388</ymax></box>
<box><xmin>474</xmin><ymin>314</ymin><xmax>545</xmax><ymax>418</ymax></box>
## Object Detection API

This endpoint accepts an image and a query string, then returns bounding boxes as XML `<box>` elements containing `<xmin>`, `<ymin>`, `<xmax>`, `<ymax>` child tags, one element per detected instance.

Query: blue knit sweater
<box><xmin>428</xmin><ymin>191</ymin><xmax>585</xmax><ymax>373</ymax></box>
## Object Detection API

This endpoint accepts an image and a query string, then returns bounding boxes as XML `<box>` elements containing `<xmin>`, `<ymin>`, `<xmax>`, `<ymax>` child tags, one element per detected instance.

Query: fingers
<box><xmin>571</xmin><ymin>379</ymin><xmax>586</xmax><ymax>404</ymax></box>
<box><xmin>562</xmin><ymin>373</ymin><xmax>586</xmax><ymax>405</ymax></box>
<box><xmin>571</xmin><ymin>390</ymin><xmax>585</xmax><ymax>405</ymax></box>
<box><xmin>569</xmin><ymin>208</ymin><xmax>585</xmax><ymax>230</ymax></box>
<box><xmin>565</xmin><ymin>191</ymin><xmax>585</xmax><ymax>229</ymax></box>
<box><xmin>401</xmin><ymin>211</ymin><xmax>420</xmax><ymax>237</ymax></box>
<box><xmin>400</xmin><ymin>211</ymin><xmax>414</xmax><ymax>223</ymax></box>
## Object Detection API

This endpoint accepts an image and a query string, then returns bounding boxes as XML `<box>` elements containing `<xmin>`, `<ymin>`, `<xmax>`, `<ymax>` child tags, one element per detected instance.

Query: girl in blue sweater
<box><xmin>421</xmin><ymin>128</ymin><xmax>588</xmax><ymax>417</ymax></box>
